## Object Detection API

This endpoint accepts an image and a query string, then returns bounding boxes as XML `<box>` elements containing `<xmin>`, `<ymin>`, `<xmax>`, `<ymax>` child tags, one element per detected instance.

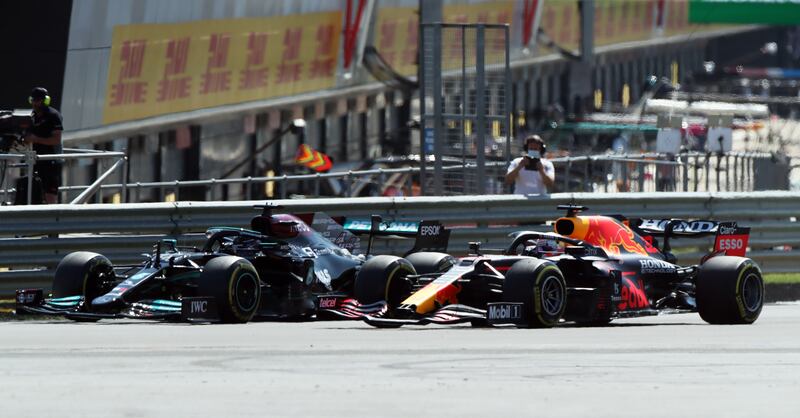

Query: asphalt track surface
<box><xmin>2</xmin><ymin>304</ymin><xmax>799</xmax><ymax>418</ymax></box>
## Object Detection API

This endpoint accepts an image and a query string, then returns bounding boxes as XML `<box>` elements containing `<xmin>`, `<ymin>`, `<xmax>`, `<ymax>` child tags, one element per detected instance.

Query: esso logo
<box><xmin>719</xmin><ymin>238</ymin><xmax>743</xmax><ymax>250</ymax></box>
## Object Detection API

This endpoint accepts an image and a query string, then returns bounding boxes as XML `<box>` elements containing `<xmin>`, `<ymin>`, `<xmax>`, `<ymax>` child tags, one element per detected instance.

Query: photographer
<box><xmin>505</xmin><ymin>134</ymin><xmax>555</xmax><ymax>195</ymax></box>
<box><xmin>23</xmin><ymin>87</ymin><xmax>63</xmax><ymax>204</ymax></box>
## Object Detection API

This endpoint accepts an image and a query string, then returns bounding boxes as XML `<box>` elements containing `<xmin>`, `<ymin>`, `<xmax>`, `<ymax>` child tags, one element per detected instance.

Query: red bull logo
<box><xmin>618</xmin><ymin>276</ymin><xmax>649</xmax><ymax>311</ymax></box>
<box><xmin>559</xmin><ymin>216</ymin><xmax>657</xmax><ymax>256</ymax></box>
<box><xmin>434</xmin><ymin>283</ymin><xmax>461</xmax><ymax>308</ymax></box>
<box><xmin>401</xmin><ymin>265</ymin><xmax>471</xmax><ymax>314</ymax></box>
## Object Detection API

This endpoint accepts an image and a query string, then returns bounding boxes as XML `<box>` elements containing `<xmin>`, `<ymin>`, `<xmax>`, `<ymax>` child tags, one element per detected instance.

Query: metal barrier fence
<box><xmin>551</xmin><ymin>151</ymin><xmax>777</xmax><ymax>193</ymax></box>
<box><xmin>1</xmin><ymin>191</ymin><xmax>799</xmax><ymax>295</ymax></box>
<box><xmin>1</xmin><ymin>148</ymin><xmax>127</xmax><ymax>205</ymax></box>
<box><xmin>420</xmin><ymin>23</ymin><xmax>512</xmax><ymax>195</ymax></box>
<box><xmin>50</xmin><ymin>151</ymin><xmax>777</xmax><ymax>203</ymax></box>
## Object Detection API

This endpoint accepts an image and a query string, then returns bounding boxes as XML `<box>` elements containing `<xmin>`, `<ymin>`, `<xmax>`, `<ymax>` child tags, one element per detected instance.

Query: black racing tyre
<box><xmin>354</xmin><ymin>255</ymin><xmax>416</xmax><ymax>307</ymax></box>
<box><xmin>196</xmin><ymin>256</ymin><xmax>262</xmax><ymax>323</ymax></box>
<box><xmin>52</xmin><ymin>251</ymin><xmax>115</xmax><ymax>304</ymax></box>
<box><xmin>502</xmin><ymin>258</ymin><xmax>566</xmax><ymax>328</ymax></box>
<box><xmin>696</xmin><ymin>256</ymin><xmax>764</xmax><ymax>325</ymax></box>
<box><xmin>404</xmin><ymin>252</ymin><xmax>456</xmax><ymax>275</ymax></box>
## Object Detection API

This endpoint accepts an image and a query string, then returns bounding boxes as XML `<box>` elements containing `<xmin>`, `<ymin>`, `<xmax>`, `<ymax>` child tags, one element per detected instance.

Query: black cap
<box><xmin>30</xmin><ymin>87</ymin><xmax>49</xmax><ymax>100</ymax></box>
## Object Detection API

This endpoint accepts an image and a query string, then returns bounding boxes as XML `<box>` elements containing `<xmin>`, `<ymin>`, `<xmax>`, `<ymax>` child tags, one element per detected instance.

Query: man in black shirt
<box><xmin>24</xmin><ymin>87</ymin><xmax>63</xmax><ymax>204</ymax></box>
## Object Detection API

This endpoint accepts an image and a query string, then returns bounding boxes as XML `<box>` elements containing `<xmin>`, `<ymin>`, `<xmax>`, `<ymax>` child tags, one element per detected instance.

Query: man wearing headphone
<box><xmin>505</xmin><ymin>134</ymin><xmax>555</xmax><ymax>195</ymax></box>
<box><xmin>23</xmin><ymin>87</ymin><xmax>63</xmax><ymax>204</ymax></box>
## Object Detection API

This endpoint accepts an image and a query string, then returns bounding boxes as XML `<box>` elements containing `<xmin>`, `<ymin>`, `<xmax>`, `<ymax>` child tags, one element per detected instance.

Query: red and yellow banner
<box><xmin>373</xmin><ymin>7</ymin><xmax>420</xmax><ymax>78</ymax></box>
<box><xmin>443</xmin><ymin>1</ymin><xmax>515</xmax><ymax>25</ymax></box>
<box><xmin>103</xmin><ymin>12</ymin><xmax>342</xmax><ymax>124</ymax></box>
<box><xmin>296</xmin><ymin>144</ymin><xmax>332</xmax><ymax>172</ymax></box>
<box><xmin>540</xmin><ymin>0</ymin><xmax>727</xmax><ymax>51</ymax></box>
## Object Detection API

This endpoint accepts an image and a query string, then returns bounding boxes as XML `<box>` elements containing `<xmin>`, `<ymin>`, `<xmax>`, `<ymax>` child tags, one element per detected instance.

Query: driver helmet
<box><xmin>535</xmin><ymin>238</ymin><xmax>563</xmax><ymax>257</ymax></box>
<box><xmin>268</xmin><ymin>214</ymin><xmax>310</xmax><ymax>238</ymax></box>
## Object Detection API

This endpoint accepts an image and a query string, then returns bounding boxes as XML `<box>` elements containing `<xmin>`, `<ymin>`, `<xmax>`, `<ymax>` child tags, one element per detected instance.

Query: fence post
<box><xmin>121</xmin><ymin>155</ymin><xmax>129</xmax><ymax>203</ymax></box>
<box><xmin>740</xmin><ymin>154</ymin><xmax>746</xmax><ymax>191</ymax></box>
<box><xmin>95</xmin><ymin>159</ymin><xmax>103</xmax><ymax>204</ymax></box>
<box><xmin>281</xmin><ymin>174</ymin><xmax>288</xmax><ymax>199</ymax></box>
<box><xmin>637</xmin><ymin>158</ymin><xmax>645</xmax><ymax>192</ymax></box>
<box><xmin>682</xmin><ymin>155</ymin><xmax>689</xmax><ymax>192</ymax></box>
<box><xmin>315</xmin><ymin>173</ymin><xmax>321</xmax><ymax>196</ymax></box>
<box><xmin>378</xmin><ymin>168</ymin><xmax>386</xmax><ymax>195</ymax></box>
<box><xmin>406</xmin><ymin>168</ymin><xmax>413</xmax><ymax>196</ymax></box>
<box><xmin>26</xmin><ymin>151</ymin><xmax>35</xmax><ymax>205</ymax></box>
<box><xmin>724</xmin><ymin>154</ymin><xmax>730</xmax><ymax>191</ymax></box>
<box><xmin>474</xmin><ymin>25</ymin><xmax>486</xmax><ymax>195</ymax></box>
<box><xmin>564</xmin><ymin>159</ymin><xmax>571</xmax><ymax>191</ymax></box>
<box><xmin>246</xmin><ymin>176</ymin><xmax>252</xmax><ymax>200</ymax></box>
<box><xmin>584</xmin><ymin>158</ymin><xmax>590</xmax><ymax>192</ymax></box>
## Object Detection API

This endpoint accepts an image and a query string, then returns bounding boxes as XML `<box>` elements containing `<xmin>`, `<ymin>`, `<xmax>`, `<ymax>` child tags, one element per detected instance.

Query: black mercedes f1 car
<box><xmin>332</xmin><ymin>205</ymin><xmax>763</xmax><ymax>328</ymax></box>
<box><xmin>15</xmin><ymin>205</ymin><xmax>449</xmax><ymax>323</ymax></box>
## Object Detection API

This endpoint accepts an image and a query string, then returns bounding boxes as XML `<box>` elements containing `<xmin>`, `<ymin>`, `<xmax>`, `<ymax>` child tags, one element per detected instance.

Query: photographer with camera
<box><xmin>23</xmin><ymin>87</ymin><xmax>63</xmax><ymax>204</ymax></box>
<box><xmin>505</xmin><ymin>134</ymin><xmax>555</xmax><ymax>195</ymax></box>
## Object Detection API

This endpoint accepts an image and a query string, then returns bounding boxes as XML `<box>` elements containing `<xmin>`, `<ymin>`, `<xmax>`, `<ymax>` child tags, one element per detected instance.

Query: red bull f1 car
<box><xmin>332</xmin><ymin>205</ymin><xmax>763</xmax><ymax>328</ymax></box>
<box><xmin>15</xmin><ymin>205</ymin><xmax>449</xmax><ymax>323</ymax></box>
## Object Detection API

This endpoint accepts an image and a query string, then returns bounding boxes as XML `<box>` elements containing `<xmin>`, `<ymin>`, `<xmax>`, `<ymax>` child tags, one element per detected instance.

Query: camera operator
<box><xmin>23</xmin><ymin>87</ymin><xmax>63</xmax><ymax>204</ymax></box>
<box><xmin>505</xmin><ymin>134</ymin><xmax>555</xmax><ymax>195</ymax></box>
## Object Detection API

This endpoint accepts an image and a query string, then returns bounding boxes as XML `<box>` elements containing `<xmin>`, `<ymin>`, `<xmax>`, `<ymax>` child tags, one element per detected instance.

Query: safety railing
<box><xmin>53</xmin><ymin>151</ymin><xmax>779</xmax><ymax>203</ymax></box>
<box><xmin>1</xmin><ymin>191</ymin><xmax>799</xmax><ymax>294</ymax></box>
<box><xmin>0</xmin><ymin>148</ymin><xmax>127</xmax><ymax>205</ymax></box>
<box><xmin>551</xmin><ymin>151</ymin><xmax>775</xmax><ymax>193</ymax></box>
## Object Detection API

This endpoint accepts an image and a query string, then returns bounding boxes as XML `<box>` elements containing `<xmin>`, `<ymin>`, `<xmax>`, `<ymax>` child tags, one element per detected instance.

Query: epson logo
<box><xmin>420</xmin><ymin>225</ymin><xmax>441</xmax><ymax>236</ymax></box>
<box><xmin>190</xmin><ymin>300</ymin><xmax>208</xmax><ymax>313</ymax></box>
<box><xmin>488</xmin><ymin>304</ymin><xmax>521</xmax><ymax>320</ymax></box>
<box><xmin>318</xmin><ymin>297</ymin><xmax>337</xmax><ymax>309</ymax></box>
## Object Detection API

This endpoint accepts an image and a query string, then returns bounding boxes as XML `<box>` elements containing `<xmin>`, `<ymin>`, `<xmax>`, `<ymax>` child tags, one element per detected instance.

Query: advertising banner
<box><xmin>373</xmin><ymin>7</ymin><xmax>420</xmax><ymax>78</ymax></box>
<box><xmin>538</xmin><ymin>0</ymin><xmax>726</xmax><ymax>51</ymax></box>
<box><xmin>689</xmin><ymin>0</ymin><xmax>800</xmax><ymax>25</ymax></box>
<box><xmin>374</xmin><ymin>1</ymin><xmax>514</xmax><ymax>77</ymax></box>
<box><xmin>103</xmin><ymin>12</ymin><xmax>342</xmax><ymax>124</ymax></box>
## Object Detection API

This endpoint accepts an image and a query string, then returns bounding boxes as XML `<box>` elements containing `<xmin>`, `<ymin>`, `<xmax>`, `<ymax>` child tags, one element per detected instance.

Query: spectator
<box><xmin>505</xmin><ymin>134</ymin><xmax>555</xmax><ymax>195</ymax></box>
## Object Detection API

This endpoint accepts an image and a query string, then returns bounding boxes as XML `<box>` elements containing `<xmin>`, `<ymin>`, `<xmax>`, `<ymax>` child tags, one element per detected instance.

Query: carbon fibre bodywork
<box><xmin>17</xmin><ymin>208</ymin><xmax>449</xmax><ymax>323</ymax></box>
<box><xmin>350</xmin><ymin>206</ymin><xmax>763</xmax><ymax>327</ymax></box>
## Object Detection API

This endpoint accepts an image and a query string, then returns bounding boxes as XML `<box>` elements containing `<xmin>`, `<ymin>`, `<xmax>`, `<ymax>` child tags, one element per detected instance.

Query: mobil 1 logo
<box><xmin>487</xmin><ymin>302</ymin><xmax>524</xmax><ymax>323</ymax></box>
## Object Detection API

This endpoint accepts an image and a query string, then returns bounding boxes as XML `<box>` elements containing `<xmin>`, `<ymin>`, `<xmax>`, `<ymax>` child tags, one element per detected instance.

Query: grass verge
<box><xmin>763</xmin><ymin>273</ymin><xmax>800</xmax><ymax>284</ymax></box>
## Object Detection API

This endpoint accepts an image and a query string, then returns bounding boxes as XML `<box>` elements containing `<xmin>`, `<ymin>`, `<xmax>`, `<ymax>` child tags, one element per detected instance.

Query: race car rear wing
<box><xmin>633</xmin><ymin>218</ymin><xmax>722</xmax><ymax>237</ymax></box>
<box><xmin>631</xmin><ymin>218</ymin><xmax>750</xmax><ymax>257</ymax></box>
<box><xmin>341</xmin><ymin>217</ymin><xmax>449</xmax><ymax>255</ymax></box>
<box><xmin>711</xmin><ymin>222</ymin><xmax>750</xmax><ymax>258</ymax></box>
<box><xmin>295</xmin><ymin>213</ymin><xmax>449</xmax><ymax>255</ymax></box>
